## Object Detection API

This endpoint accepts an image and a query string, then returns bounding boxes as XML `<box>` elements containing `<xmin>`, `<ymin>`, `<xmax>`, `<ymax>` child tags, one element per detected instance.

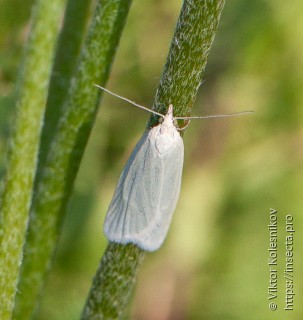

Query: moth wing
<box><xmin>104</xmin><ymin>130</ymin><xmax>184</xmax><ymax>251</ymax></box>
<box><xmin>141</xmin><ymin>137</ymin><xmax>184</xmax><ymax>250</ymax></box>
<box><xmin>104</xmin><ymin>131</ymin><xmax>162</xmax><ymax>246</ymax></box>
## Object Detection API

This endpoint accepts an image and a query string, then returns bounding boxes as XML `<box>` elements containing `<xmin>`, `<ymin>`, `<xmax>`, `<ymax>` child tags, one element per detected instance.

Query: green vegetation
<box><xmin>0</xmin><ymin>0</ymin><xmax>302</xmax><ymax>319</ymax></box>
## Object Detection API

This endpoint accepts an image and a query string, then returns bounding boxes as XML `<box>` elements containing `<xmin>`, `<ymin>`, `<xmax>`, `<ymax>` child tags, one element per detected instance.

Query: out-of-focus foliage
<box><xmin>1</xmin><ymin>0</ymin><xmax>302</xmax><ymax>319</ymax></box>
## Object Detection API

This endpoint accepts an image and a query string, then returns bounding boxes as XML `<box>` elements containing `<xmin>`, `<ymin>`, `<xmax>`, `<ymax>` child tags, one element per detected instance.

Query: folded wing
<box><xmin>104</xmin><ymin>128</ymin><xmax>184</xmax><ymax>251</ymax></box>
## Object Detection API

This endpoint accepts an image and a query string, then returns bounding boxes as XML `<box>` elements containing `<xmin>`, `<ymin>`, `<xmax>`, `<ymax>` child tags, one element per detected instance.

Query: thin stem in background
<box><xmin>81</xmin><ymin>0</ymin><xmax>226</xmax><ymax>319</ymax></box>
<box><xmin>14</xmin><ymin>0</ymin><xmax>92</xmax><ymax>313</ymax></box>
<box><xmin>34</xmin><ymin>0</ymin><xmax>92</xmax><ymax>191</ymax></box>
<box><xmin>0</xmin><ymin>0</ymin><xmax>65</xmax><ymax>319</ymax></box>
<box><xmin>13</xmin><ymin>0</ymin><xmax>133</xmax><ymax>319</ymax></box>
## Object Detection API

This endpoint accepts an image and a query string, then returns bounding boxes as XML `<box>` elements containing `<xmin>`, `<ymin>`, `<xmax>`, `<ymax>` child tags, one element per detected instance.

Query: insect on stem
<box><xmin>97</xmin><ymin>83</ymin><xmax>253</xmax><ymax>252</ymax></box>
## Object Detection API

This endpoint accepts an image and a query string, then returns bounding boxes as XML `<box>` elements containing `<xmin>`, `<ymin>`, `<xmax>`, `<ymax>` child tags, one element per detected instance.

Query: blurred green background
<box><xmin>1</xmin><ymin>0</ymin><xmax>302</xmax><ymax>319</ymax></box>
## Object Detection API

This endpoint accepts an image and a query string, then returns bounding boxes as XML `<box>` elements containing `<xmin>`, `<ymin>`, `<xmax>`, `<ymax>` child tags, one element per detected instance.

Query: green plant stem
<box><xmin>150</xmin><ymin>0</ymin><xmax>226</xmax><ymax>127</ymax></box>
<box><xmin>34</xmin><ymin>0</ymin><xmax>92</xmax><ymax>189</ymax></box>
<box><xmin>13</xmin><ymin>1</ymin><xmax>132</xmax><ymax>319</ymax></box>
<box><xmin>81</xmin><ymin>243</ymin><xmax>145</xmax><ymax>319</ymax></box>
<box><xmin>15</xmin><ymin>0</ymin><xmax>92</xmax><ymax>314</ymax></box>
<box><xmin>81</xmin><ymin>0</ymin><xmax>225</xmax><ymax>319</ymax></box>
<box><xmin>0</xmin><ymin>0</ymin><xmax>65</xmax><ymax>319</ymax></box>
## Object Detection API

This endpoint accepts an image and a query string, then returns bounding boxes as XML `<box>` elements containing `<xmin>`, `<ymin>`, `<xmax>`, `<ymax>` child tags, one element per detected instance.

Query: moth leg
<box><xmin>177</xmin><ymin>119</ymin><xmax>191</xmax><ymax>131</ymax></box>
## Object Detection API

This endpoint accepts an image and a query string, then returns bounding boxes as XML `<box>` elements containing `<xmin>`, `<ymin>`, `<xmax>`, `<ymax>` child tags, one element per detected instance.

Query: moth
<box><xmin>95</xmin><ymin>85</ymin><xmax>252</xmax><ymax>251</ymax></box>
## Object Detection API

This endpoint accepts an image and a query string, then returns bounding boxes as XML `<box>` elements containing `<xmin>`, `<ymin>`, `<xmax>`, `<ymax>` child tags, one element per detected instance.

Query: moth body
<box><xmin>104</xmin><ymin>105</ymin><xmax>184</xmax><ymax>251</ymax></box>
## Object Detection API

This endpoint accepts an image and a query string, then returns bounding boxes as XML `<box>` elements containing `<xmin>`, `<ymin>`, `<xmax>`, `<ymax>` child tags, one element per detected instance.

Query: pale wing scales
<box><xmin>104</xmin><ymin>113</ymin><xmax>184</xmax><ymax>251</ymax></box>
<box><xmin>139</xmin><ymin>136</ymin><xmax>184</xmax><ymax>250</ymax></box>
<box><xmin>104</xmin><ymin>105</ymin><xmax>184</xmax><ymax>251</ymax></box>
<box><xmin>104</xmin><ymin>130</ymin><xmax>164</xmax><ymax>248</ymax></box>
<box><xmin>103</xmin><ymin>132</ymin><xmax>149</xmax><ymax>236</ymax></box>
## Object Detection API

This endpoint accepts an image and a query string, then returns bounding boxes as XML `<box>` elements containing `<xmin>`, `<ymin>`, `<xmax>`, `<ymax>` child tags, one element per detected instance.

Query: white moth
<box><xmin>95</xmin><ymin>85</ymin><xmax>252</xmax><ymax>251</ymax></box>
<box><xmin>104</xmin><ymin>104</ymin><xmax>183</xmax><ymax>251</ymax></box>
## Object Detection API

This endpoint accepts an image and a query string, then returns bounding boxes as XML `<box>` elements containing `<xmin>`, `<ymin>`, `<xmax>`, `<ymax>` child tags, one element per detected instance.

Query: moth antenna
<box><xmin>94</xmin><ymin>84</ymin><xmax>164</xmax><ymax>117</ymax></box>
<box><xmin>174</xmin><ymin>110</ymin><xmax>254</xmax><ymax>120</ymax></box>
